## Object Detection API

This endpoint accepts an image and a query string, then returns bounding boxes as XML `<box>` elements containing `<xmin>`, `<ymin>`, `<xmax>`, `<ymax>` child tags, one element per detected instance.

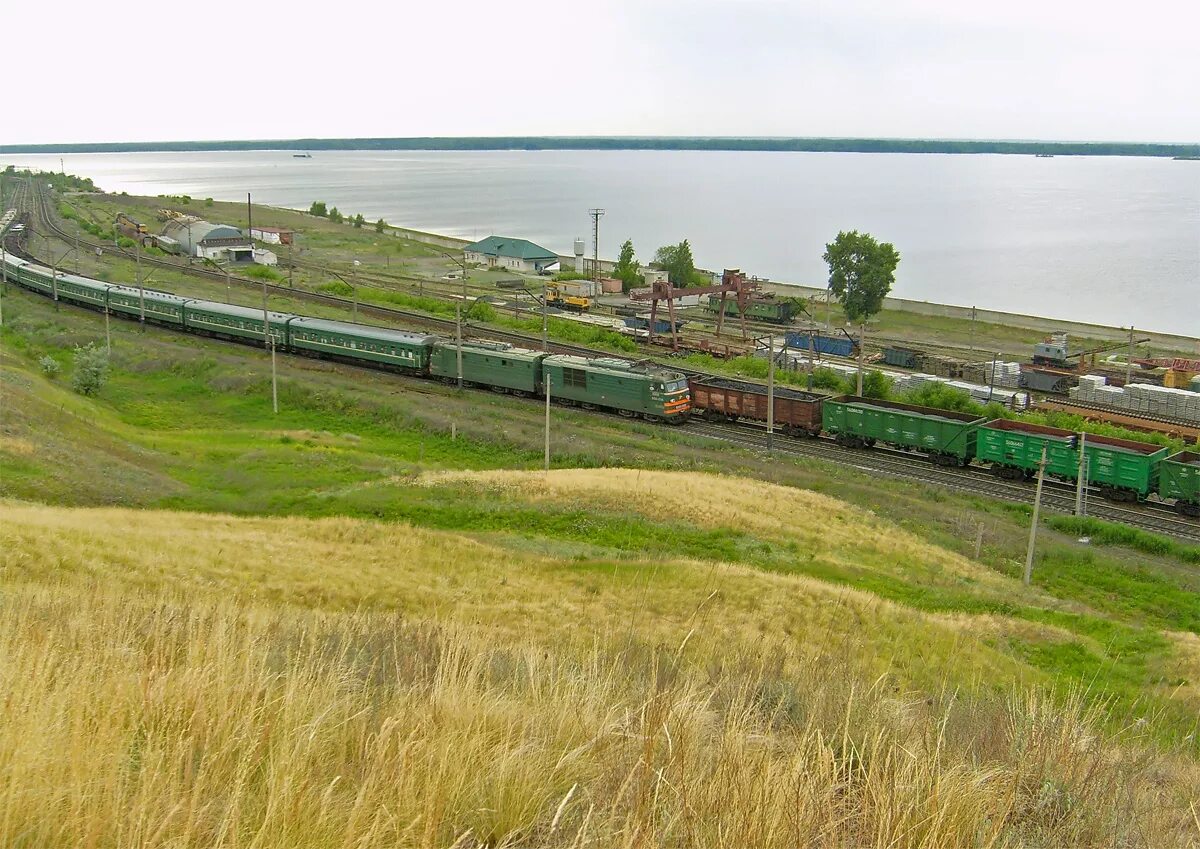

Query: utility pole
<box><xmin>807</xmin><ymin>327</ymin><xmax>815</xmax><ymax>389</ymax></box>
<box><xmin>541</xmin><ymin>279</ymin><xmax>548</xmax><ymax>352</ymax></box>
<box><xmin>988</xmin><ymin>352</ymin><xmax>999</xmax><ymax>402</ymax></box>
<box><xmin>544</xmin><ymin>373</ymin><xmax>552</xmax><ymax>471</ymax></box>
<box><xmin>588</xmin><ymin>208</ymin><xmax>604</xmax><ymax>283</ymax></box>
<box><xmin>856</xmin><ymin>323</ymin><xmax>866</xmax><ymax>396</ymax></box>
<box><xmin>1125</xmin><ymin>326</ymin><xmax>1135</xmax><ymax>385</ymax></box>
<box><xmin>104</xmin><ymin>304</ymin><xmax>111</xmax><ymax>355</ymax></box>
<box><xmin>262</xmin><ymin>276</ymin><xmax>278</xmax><ymax>414</ymax></box>
<box><xmin>1</xmin><ymin>243</ymin><xmax>7</xmax><ymax>329</ymax></box>
<box><xmin>455</xmin><ymin>302</ymin><xmax>463</xmax><ymax>389</ymax></box>
<box><xmin>136</xmin><ymin>238</ymin><xmax>144</xmax><ymax>330</ymax></box>
<box><xmin>352</xmin><ymin>260</ymin><xmax>360</xmax><ymax>321</ymax></box>
<box><xmin>766</xmin><ymin>334</ymin><xmax>775</xmax><ymax>451</ymax></box>
<box><xmin>1075</xmin><ymin>432</ymin><xmax>1088</xmax><ymax>517</ymax></box>
<box><xmin>968</xmin><ymin>306</ymin><xmax>977</xmax><ymax>356</ymax></box>
<box><xmin>1023</xmin><ymin>442</ymin><xmax>1050</xmax><ymax>586</ymax></box>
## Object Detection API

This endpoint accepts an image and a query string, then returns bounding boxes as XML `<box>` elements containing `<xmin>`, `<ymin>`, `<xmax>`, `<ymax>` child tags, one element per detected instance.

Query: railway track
<box><xmin>20</xmin><ymin>182</ymin><xmax>606</xmax><ymax>359</ymax></box>
<box><xmin>681</xmin><ymin>419</ymin><xmax>1200</xmax><ymax>543</ymax></box>
<box><xmin>12</xmin><ymin>180</ymin><xmax>1200</xmax><ymax>543</ymax></box>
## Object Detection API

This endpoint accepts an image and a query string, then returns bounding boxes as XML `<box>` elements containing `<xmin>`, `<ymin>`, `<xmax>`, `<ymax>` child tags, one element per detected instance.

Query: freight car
<box><xmin>977</xmin><ymin>419</ymin><xmax>1169</xmax><ymax>501</ymax></box>
<box><xmin>822</xmin><ymin>395</ymin><xmax>984</xmax><ymax>466</ymax></box>
<box><xmin>689</xmin><ymin>376</ymin><xmax>824</xmax><ymax>436</ymax></box>
<box><xmin>784</xmin><ymin>332</ymin><xmax>857</xmax><ymax>358</ymax></box>
<box><xmin>1160</xmin><ymin>452</ymin><xmax>1200</xmax><ymax>517</ymax></box>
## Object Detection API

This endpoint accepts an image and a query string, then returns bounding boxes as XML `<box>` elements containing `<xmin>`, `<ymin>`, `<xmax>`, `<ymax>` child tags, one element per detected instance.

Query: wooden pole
<box><xmin>1023</xmin><ymin>443</ymin><xmax>1049</xmax><ymax>586</ymax></box>
<box><xmin>544</xmin><ymin>373</ymin><xmax>552</xmax><ymax>471</ymax></box>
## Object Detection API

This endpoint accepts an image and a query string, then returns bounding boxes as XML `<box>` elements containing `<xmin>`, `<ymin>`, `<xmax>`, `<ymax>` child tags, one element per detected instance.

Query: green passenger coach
<box><xmin>287</xmin><ymin>318</ymin><xmax>436</xmax><ymax>372</ymax></box>
<box><xmin>183</xmin><ymin>301</ymin><xmax>293</xmax><ymax>346</ymax></box>
<box><xmin>430</xmin><ymin>340</ymin><xmax>547</xmax><ymax>394</ymax></box>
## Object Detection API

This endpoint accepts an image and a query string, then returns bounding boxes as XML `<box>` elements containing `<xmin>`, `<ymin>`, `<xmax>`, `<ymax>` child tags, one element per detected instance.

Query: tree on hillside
<box><xmin>823</xmin><ymin>230</ymin><xmax>900</xmax><ymax>395</ymax></box>
<box><xmin>353</xmin><ymin>213</ymin><xmax>365</xmax><ymax>229</ymax></box>
<box><xmin>71</xmin><ymin>344</ymin><xmax>110</xmax><ymax>396</ymax></box>
<box><xmin>613</xmin><ymin>239</ymin><xmax>640</xmax><ymax>292</ymax></box>
<box><xmin>652</xmin><ymin>239</ymin><xmax>696</xmax><ymax>287</ymax></box>
<box><xmin>374</xmin><ymin>218</ymin><xmax>386</xmax><ymax>233</ymax></box>
<box><xmin>309</xmin><ymin>201</ymin><xmax>327</xmax><ymax>217</ymax></box>
<box><xmin>822</xmin><ymin>230</ymin><xmax>899</xmax><ymax>323</ymax></box>
<box><xmin>328</xmin><ymin>207</ymin><xmax>343</xmax><ymax>223</ymax></box>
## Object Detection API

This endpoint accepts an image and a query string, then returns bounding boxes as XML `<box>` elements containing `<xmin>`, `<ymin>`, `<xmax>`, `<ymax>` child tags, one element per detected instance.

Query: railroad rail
<box><xmin>10</xmin><ymin>179</ymin><xmax>1199</xmax><ymax>542</ymax></box>
<box><xmin>18</xmin><ymin>181</ymin><xmax>607</xmax><ymax>359</ymax></box>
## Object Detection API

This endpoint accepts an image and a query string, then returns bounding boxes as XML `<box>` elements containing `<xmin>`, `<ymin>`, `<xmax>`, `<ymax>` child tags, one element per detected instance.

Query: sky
<box><xmin>6</xmin><ymin>0</ymin><xmax>1198</xmax><ymax>144</ymax></box>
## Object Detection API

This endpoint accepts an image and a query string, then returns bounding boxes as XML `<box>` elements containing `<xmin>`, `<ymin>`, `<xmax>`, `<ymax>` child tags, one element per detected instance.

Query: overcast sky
<box><xmin>7</xmin><ymin>0</ymin><xmax>1197</xmax><ymax>144</ymax></box>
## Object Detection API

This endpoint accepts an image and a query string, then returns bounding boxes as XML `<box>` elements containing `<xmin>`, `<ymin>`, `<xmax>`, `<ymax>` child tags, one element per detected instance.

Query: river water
<box><xmin>5</xmin><ymin>149</ymin><xmax>1197</xmax><ymax>335</ymax></box>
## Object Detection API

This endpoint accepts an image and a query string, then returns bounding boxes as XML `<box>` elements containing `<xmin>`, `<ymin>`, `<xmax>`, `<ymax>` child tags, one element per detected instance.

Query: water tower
<box><xmin>573</xmin><ymin>237</ymin><xmax>586</xmax><ymax>274</ymax></box>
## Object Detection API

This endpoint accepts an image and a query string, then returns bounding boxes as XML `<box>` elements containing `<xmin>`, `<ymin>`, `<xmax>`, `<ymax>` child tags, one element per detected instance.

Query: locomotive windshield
<box><xmin>664</xmin><ymin>379</ymin><xmax>689</xmax><ymax>392</ymax></box>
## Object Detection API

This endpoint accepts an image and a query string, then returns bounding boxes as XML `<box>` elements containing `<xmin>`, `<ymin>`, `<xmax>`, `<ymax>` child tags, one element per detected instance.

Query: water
<box><xmin>6</xmin><ymin>149</ymin><xmax>1197</xmax><ymax>335</ymax></box>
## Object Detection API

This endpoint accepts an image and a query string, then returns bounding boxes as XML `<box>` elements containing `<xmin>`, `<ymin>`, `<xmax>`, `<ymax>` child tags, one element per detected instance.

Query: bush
<box><xmin>205</xmin><ymin>198</ymin><xmax>214</xmax><ymax>207</ymax></box>
<box><xmin>317</xmin><ymin>280</ymin><xmax>354</xmax><ymax>296</ymax></box>
<box><xmin>244</xmin><ymin>265</ymin><xmax>284</xmax><ymax>282</ymax></box>
<box><xmin>39</xmin><ymin>355</ymin><xmax>61</xmax><ymax>378</ymax></box>
<box><xmin>71</xmin><ymin>344</ymin><xmax>109</xmax><ymax>396</ymax></box>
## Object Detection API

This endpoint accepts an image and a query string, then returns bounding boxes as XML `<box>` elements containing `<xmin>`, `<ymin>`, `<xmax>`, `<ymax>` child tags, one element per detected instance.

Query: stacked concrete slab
<box><xmin>983</xmin><ymin>361</ymin><xmax>1024</xmax><ymax>389</ymax></box>
<box><xmin>1069</xmin><ymin>375</ymin><xmax>1200</xmax><ymax>423</ymax></box>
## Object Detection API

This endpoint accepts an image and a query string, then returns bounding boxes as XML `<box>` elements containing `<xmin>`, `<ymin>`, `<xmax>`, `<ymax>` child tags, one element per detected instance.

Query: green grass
<box><xmin>7</xmin><ymin>289</ymin><xmax>1200</xmax><ymax>747</ymax></box>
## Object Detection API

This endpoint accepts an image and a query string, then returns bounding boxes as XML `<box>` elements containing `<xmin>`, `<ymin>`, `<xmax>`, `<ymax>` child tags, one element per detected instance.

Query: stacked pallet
<box><xmin>1069</xmin><ymin>375</ymin><xmax>1200</xmax><ymax>423</ymax></box>
<box><xmin>983</xmin><ymin>361</ymin><xmax>1023</xmax><ymax>389</ymax></box>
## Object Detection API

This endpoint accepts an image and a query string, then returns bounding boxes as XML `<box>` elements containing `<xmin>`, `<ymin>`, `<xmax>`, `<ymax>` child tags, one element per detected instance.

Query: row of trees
<box><xmin>609</xmin><ymin>230</ymin><xmax>899</xmax><ymax>327</ymax></box>
<box><xmin>308</xmin><ymin>201</ymin><xmax>386</xmax><ymax>232</ymax></box>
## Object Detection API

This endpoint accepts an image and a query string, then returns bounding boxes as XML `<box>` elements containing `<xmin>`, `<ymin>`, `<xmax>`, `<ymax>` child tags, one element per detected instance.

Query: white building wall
<box><xmin>251</xmin><ymin>228</ymin><xmax>283</xmax><ymax>244</ymax></box>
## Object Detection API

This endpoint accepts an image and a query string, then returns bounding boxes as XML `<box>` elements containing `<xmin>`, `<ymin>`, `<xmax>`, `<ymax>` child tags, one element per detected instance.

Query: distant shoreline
<box><xmin>3</xmin><ymin>136</ymin><xmax>1199</xmax><ymax>158</ymax></box>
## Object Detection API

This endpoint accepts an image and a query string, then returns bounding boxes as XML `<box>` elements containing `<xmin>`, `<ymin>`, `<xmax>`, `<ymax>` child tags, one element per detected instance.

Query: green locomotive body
<box><xmin>430</xmin><ymin>340</ymin><xmax>547</xmax><ymax>393</ymax></box>
<box><xmin>542</xmin><ymin>355</ymin><xmax>690</xmax><ymax>421</ymax></box>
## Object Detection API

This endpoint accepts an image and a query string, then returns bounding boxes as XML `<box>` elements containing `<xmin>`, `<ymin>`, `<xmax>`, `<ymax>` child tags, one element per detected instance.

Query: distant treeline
<box><xmin>2</xmin><ymin>137</ymin><xmax>1199</xmax><ymax>158</ymax></box>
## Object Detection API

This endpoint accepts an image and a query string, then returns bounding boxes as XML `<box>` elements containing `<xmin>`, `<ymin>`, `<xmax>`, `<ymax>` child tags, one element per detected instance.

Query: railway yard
<box><xmin>2</xmin><ymin>172</ymin><xmax>1198</xmax><ymax>542</ymax></box>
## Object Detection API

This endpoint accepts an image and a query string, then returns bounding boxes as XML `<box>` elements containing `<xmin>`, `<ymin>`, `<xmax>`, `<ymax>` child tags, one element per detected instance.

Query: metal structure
<box><xmin>588</xmin><ymin>208</ymin><xmax>604</xmax><ymax>282</ymax></box>
<box><xmin>630</xmin><ymin>267</ymin><xmax>760</xmax><ymax>350</ymax></box>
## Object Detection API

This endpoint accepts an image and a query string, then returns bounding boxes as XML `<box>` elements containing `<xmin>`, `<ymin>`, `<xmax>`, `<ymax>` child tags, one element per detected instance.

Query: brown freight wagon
<box><xmin>689</xmin><ymin>376</ymin><xmax>825</xmax><ymax>436</ymax></box>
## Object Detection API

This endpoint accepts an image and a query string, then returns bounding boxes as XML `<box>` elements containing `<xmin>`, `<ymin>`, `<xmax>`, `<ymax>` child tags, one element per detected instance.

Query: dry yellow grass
<box><xmin>2</xmin><ymin>471</ymin><xmax>1199</xmax><ymax>847</ymax></box>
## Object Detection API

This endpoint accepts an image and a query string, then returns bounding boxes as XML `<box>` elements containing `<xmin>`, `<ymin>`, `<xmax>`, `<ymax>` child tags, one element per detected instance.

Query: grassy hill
<box><xmin>3</xmin><ymin>289</ymin><xmax>1200</xmax><ymax>845</ymax></box>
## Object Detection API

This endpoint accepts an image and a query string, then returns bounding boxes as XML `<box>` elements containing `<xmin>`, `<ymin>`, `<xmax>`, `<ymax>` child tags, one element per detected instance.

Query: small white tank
<box><xmin>574</xmin><ymin>237</ymin><xmax>586</xmax><ymax>273</ymax></box>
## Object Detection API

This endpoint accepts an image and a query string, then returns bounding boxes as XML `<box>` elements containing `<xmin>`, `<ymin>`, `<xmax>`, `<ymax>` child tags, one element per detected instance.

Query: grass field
<box><xmin>3</xmin><ymin>284</ymin><xmax>1200</xmax><ymax>845</ymax></box>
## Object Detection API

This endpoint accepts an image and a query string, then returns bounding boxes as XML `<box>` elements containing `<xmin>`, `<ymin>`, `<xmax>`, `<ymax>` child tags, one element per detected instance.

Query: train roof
<box><xmin>186</xmin><ymin>298</ymin><xmax>296</xmax><ymax>324</ymax></box>
<box><xmin>107</xmin><ymin>283</ymin><xmax>193</xmax><ymax>304</ymax></box>
<box><xmin>288</xmin><ymin>316</ymin><xmax>437</xmax><ymax>345</ymax></box>
<box><xmin>544</xmin><ymin>354</ymin><xmax>686</xmax><ymax>381</ymax></box>
<box><xmin>433</xmin><ymin>339</ymin><xmax>547</xmax><ymax>360</ymax></box>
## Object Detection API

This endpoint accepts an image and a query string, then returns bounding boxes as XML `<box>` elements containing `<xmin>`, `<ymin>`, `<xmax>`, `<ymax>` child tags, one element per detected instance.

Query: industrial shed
<box><xmin>162</xmin><ymin>219</ymin><xmax>253</xmax><ymax>262</ymax></box>
<box><xmin>463</xmin><ymin>235</ymin><xmax>559</xmax><ymax>274</ymax></box>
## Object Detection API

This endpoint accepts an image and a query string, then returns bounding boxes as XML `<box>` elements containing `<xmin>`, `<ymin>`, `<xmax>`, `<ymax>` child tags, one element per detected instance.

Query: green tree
<box><xmin>353</xmin><ymin>213</ymin><xmax>365</xmax><ymax>229</ymax></box>
<box><xmin>652</xmin><ymin>239</ymin><xmax>696</xmax><ymax>287</ymax></box>
<box><xmin>822</xmin><ymin>230</ymin><xmax>900</xmax><ymax>323</ymax></box>
<box><xmin>328</xmin><ymin>207</ymin><xmax>343</xmax><ymax>223</ymax></box>
<box><xmin>71</xmin><ymin>344</ymin><xmax>110</xmax><ymax>396</ymax></box>
<box><xmin>374</xmin><ymin>218</ymin><xmax>386</xmax><ymax>233</ymax></box>
<box><xmin>309</xmin><ymin>201</ymin><xmax>327</xmax><ymax>217</ymax></box>
<box><xmin>613</xmin><ymin>238</ymin><xmax>640</xmax><ymax>292</ymax></box>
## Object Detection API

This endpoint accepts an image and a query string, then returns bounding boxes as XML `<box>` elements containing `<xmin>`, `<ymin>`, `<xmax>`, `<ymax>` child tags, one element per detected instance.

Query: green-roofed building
<box><xmin>463</xmin><ymin>235</ymin><xmax>560</xmax><ymax>274</ymax></box>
